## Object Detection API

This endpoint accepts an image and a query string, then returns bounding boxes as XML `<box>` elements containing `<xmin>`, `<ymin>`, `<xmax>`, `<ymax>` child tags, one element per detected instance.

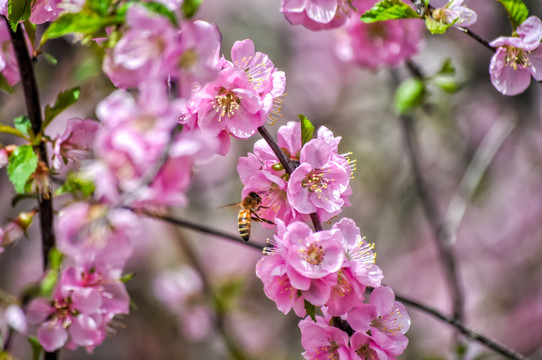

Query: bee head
<box><xmin>249</xmin><ymin>192</ymin><xmax>261</xmax><ymax>201</ymax></box>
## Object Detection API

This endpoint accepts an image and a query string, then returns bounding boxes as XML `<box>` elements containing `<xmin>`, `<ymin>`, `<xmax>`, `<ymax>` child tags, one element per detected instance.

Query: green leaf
<box><xmin>27</xmin><ymin>336</ymin><xmax>43</xmax><ymax>360</ymax></box>
<box><xmin>40</xmin><ymin>13</ymin><xmax>117</xmax><ymax>44</ymax></box>
<box><xmin>39</xmin><ymin>269</ymin><xmax>59</xmax><ymax>297</ymax></box>
<box><xmin>139</xmin><ymin>1</ymin><xmax>178</xmax><ymax>26</ymax></box>
<box><xmin>304</xmin><ymin>300</ymin><xmax>317</xmax><ymax>321</ymax></box>
<box><xmin>14</xmin><ymin>115</ymin><xmax>33</xmax><ymax>137</ymax></box>
<box><xmin>0</xmin><ymin>124</ymin><xmax>27</xmax><ymax>139</ymax></box>
<box><xmin>120</xmin><ymin>273</ymin><xmax>135</xmax><ymax>283</ymax></box>
<box><xmin>431</xmin><ymin>76</ymin><xmax>462</xmax><ymax>93</ymax></box>
<box><xmin>0</xmin><ymin>73</ymin><xmax>14</xmax><ymax>94</ymax></box>
<box><xmin>425</xmin><ymin>16</ymin><xmax>454</xmax><ymax>34</ymax></box>
<box><xmin>43</xmin><ymin>87</ymin><xmax>81</xmax><ymax>130</ymax></box>
<box><xmin>55</xmin><ymin>172</ymin><xmax>95</xmax><ymax>198</ymax></box>
<box><xmin>182</xmin><ymin>0</ymin><xmax>204</xmax><ymax>19</ymax></box>
<box><xmin>496</xmin><ymin>0</ymin><xmax>529</xmax><ymax>30</ymax></box>
<box><xmin>8</xmin><ymin>0</ymin><xmax>33</xmax><ymax>31</ymax></box>
<box><xmin>361</xmin><ymin>0</ymin><xmax>419</xmax><ymax>23</ymax></box>
<box><xmin>7</xmin><ymin>145</ymin><xmax>38</xmax><ymax>194</ymax></box>
<box><xmin>394</xmin><ymin>78</ymin><xmax>425</xmax><ymax>115</ymax></box>
<box><xmin>87</xmin><ymin>0</ymin><xmax>113</xmax><ymax>16</ymax></box>
<box><xmin>299</xmin><ymin>114</ymin><xmax>315</xmax><ymax>146</ymax></box>
<box><xmin>42</xmin><ymin>52</ymin><xmax>58</xmax><ymax>65</ymax></box>
<box><xmin>48</xmin><ymin>247</ymin><xmax>64</xmax><ymax>271</ymax></box>
<box><xmin>436</xmin><ymin>58</ymin><xmax>455</xmax><ymax>75</ymax></box>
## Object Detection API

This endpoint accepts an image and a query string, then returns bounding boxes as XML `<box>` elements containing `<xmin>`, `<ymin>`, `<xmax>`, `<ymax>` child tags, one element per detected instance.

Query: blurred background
<box><xmin>1</xmin><ymin>0</ymin><xmax>542</xmax><ymax>359</ymax></box>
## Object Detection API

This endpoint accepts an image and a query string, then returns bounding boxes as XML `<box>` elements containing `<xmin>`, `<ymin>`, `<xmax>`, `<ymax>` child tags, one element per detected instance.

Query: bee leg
<box><xmin>250</xmin><ymin>211</ymin><xmax>275</xmax><ymax>225</ymax></box>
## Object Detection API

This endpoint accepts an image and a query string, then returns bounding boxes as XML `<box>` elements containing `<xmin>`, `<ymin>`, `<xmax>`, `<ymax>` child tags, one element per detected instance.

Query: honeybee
<box><xmin>236</xmin><ymin>192</ymin><xmax>274</xmax><ymax>241</ymax></box>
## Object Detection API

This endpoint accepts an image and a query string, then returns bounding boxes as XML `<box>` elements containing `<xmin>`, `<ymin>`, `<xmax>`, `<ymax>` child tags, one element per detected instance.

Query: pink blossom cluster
<box><xmin>239</xmin><ymin>121</ymin><xmax>409</xmax><ymax>358</ymax></box>
<box><xmin>21</xmin><ymin>4</ymin><xmax>288</xmax><ymax>353</ymax></box>
<box><xmin>26</xmin><ymin>203</ymin><xmax>134</xmax><ymax>352</ymax></box>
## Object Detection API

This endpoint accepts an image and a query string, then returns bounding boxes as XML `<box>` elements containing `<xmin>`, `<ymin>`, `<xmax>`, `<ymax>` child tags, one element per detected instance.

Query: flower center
<box><xmin>305</xmin><ymin>243</ymin><xmax>325</xmax><ymax>265</ymax></box>
<box><xmin>371</xmin><ymin>311</ymin><xmax>405</xmax><ymax>335</ymax></box>
<box><xmin>316</xmin><ymin>341</ymin><xmax>340</xmax><ymax>360</ymax></box>
<box><xmin>213</xmin><ymin>88</ymin><xmax>241</xmax><ymax>121</ymax></box>
<box><xmin>356</xmin><ymin>344</ymin><xmax>378</xmax><ymax>359</ymax></box>
<box><xmin>302</xmin><ymin>169</ymin><xmax>330</xmax><ymax>195</ymax></box>
<box><xmin>332</xmin><ymin>270</ymin><xmax>352</xmax><ymax>297</ymax></box>
<box><xmin>179</xmin><ymin>49</ymin><xmax>199</xmax><ymax>69</ymax></box>
<box><xmin>505</xmin><ymin>46</ymin><xmax>531</xmax><ymax>70</ymax></box>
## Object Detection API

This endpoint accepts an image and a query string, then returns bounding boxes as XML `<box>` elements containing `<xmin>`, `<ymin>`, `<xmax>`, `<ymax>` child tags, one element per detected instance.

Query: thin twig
<box><xmin>395</xmin><ymin>293</ymin><xmax>529</xmax><ymax>360</ymax></box>
<box><xmin>441</xmin><ymin>113</ymin><xmax>516</xmax><ymax>245</ymax></box>
<box><xmin>392</xmin><ymin>67</ymin><xmax>465</xmax><ymax>324</ymax></box>
<box><xmin>5</xmin><ymin>18</ymin><xmax>56</xmax><ymax>272</ymax></box>
<box><xmin>129</xmin><ymin>207</ymin><xmax>265</xmax><ymax>251</ymax></box>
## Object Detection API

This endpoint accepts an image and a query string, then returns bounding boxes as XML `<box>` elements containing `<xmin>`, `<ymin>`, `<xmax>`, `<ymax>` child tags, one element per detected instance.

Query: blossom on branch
<box><xmin>489</xmin><ymin>16</ymin><xmax>542</xmax><ymax>96</ymax></box>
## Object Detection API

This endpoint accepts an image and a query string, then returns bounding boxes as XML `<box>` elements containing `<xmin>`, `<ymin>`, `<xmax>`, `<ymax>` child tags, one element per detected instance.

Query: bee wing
<box><xmin>219</xmin><ymin>202</ymin><xmax>242</xmax><ymax>209</ymax></box>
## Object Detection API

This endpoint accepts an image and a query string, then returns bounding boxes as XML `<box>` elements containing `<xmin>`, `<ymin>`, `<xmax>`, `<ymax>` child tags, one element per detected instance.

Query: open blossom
<box><xmin>55</xmin><ymin>202</ymin><xmax>135</xmax><ymax>269</ymax></box>
<box><xmin>51</xmin><ymin>118</ymin><xmax>99</xmax><ymax>170</ymax></box>
<box><xmin>337</xmin><ymin>13</ymin><xmax>423</xmax><ymax>70</ymax></box>
<box><xmin>103</xmin><ymin>5</ymin><xmax>180</xmax><ymax>88</ymax></box>
<box><xmin>489</xmin><ymin>16</ymin><xmax>542</xmax><ymax>95</ymax></box>
<box><xmin>176</xmin><ymin>20</ymin><xmax>222</xmax><ymax>97</ymax></box>
<box><xmin>26</xmin><ymin>265</ymin><xmax>130</xmax><ymax>353</ymax></box>
<box><xmin>432</xmin><ymin>0</ymin><xmax>477</xmax><ymax>27</ymax></box>
<box><xmin>288</xmin><ymin>138</ymin><xmax>351</xmax><ymax>221</ymax></box>
<box><xmin>281</xmin><ymin>0</ymin><xmax>360</xmax><ymax>30</ymax></box>
<box><xmin>299</xmin><ymin>316</ymin><xmax>351</xmax><ymax>360</ymax></box>
<box><xmin>347</xmin><ymin>287</ymin><xmax>410</xmax><ymax>358</ymax></box>
<box><xmin>192</xmin><ymin>67</ymin><xmax>266</xmax><ymax>138</ymax></box>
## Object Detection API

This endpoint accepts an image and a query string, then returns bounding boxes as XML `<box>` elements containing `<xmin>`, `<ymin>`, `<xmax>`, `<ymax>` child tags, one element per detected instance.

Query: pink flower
<box><xmin>287</xmin><ymin>138</ymin><xmax>351</xmax><ymax>221</ymax></box>
<box><xmin>193</xmin><ymin>67</ymin><xmax>266</xmax><ymax>138</ymax></box>
<box><xmin>489</xmin><ymin>16</ymin><xmax>542</xmax><ymax>95</ymax></box>
<box><xmin>227</xmin><ymin>39</ymin><xmax>286</xmax><ymax>124</ymax></box>
<box><xmin>337</xmin><ymin>15</ymin><xmax>423</xmax><ymax>70</ymax></box>
<box><xmin>55</xmin><ymin>202</ymin><xmax>135</xmax><ymax>269</ymax></box>
<box><xmin>281</xmin><ymin>0</ymin><xmax>358</xmax><ymax>30</ymax></box>
<box><xmin>103</xmin><ymin>5</ymin><xmax>180</xmax><ymax>88</ymax></box>
<box><xmin>176</xmin><ymin>20</ymin><xmax>222</xmax><ymax>97</ymax></box>
<box><xmin>299</xmin><ymin>316</ymin><xmax>351</xmax><ymax>360</ymax></box>
<box><xmin>51</xmin><ymin>118</ymin><xmax>99</xmax><ymax>170</ymax></box>
<box><xmin>346</xmin><ymin>287</ymin><xmax>410</xmax><ymax>357</ymax></box>
<box><xmin>433</xmin><ymin>0</ymin><xmax>478</xmax><ymax>27</ymax></box>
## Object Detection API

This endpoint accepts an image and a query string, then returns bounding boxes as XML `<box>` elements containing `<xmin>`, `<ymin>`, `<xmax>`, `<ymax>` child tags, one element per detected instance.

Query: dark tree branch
<box><xmin>6</xmin><ymin>23</ymin><xmax>53</xmax><ymax>257</ymax></box>
<box><xmin>395</xmin><ymin>293</ymin><xmax>528</xmax><ymax>360</ymax></box>
<box><xmin>6</xmin><ymin>19</ymin><xmax>56</xmax><ymax>272</ymax></box>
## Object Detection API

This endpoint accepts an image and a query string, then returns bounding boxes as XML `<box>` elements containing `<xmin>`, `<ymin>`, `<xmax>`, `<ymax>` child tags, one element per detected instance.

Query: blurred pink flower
<box><xmin>337</xmin><ymin>16</ymin><xmax>423</xmax><ymax>70</ymax></box>
<box><xmin>489</xmin><ymin>16</ymin><xmax>542</xmax><ymax>95</ymax></box>
<box><xmin>103</xmin><ymin>5</ymin><xmax>180</xmax><ymax>88</ymax></box>
<box><xmin>0</xmin><ymin>21</ymin><xmax>20</xmax><ymax>86</ymax></box>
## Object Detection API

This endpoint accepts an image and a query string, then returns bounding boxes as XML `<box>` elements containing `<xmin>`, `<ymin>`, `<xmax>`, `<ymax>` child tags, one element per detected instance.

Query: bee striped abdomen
<box><xmin>238</xmin><ymin>210</ymin><xmax>251</xmax><ymax>241</ymax></box>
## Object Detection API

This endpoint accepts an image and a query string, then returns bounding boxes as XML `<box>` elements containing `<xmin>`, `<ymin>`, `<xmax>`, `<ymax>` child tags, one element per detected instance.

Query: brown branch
<box><xmin>6</xmin><ymin>19</ymin><xmax>55</xmax><ymax>272</ymax></box>
<box><xmin>395</xmin><ymin>293</ymin><xmax>528</xmax><ymax>360</ymax></box>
